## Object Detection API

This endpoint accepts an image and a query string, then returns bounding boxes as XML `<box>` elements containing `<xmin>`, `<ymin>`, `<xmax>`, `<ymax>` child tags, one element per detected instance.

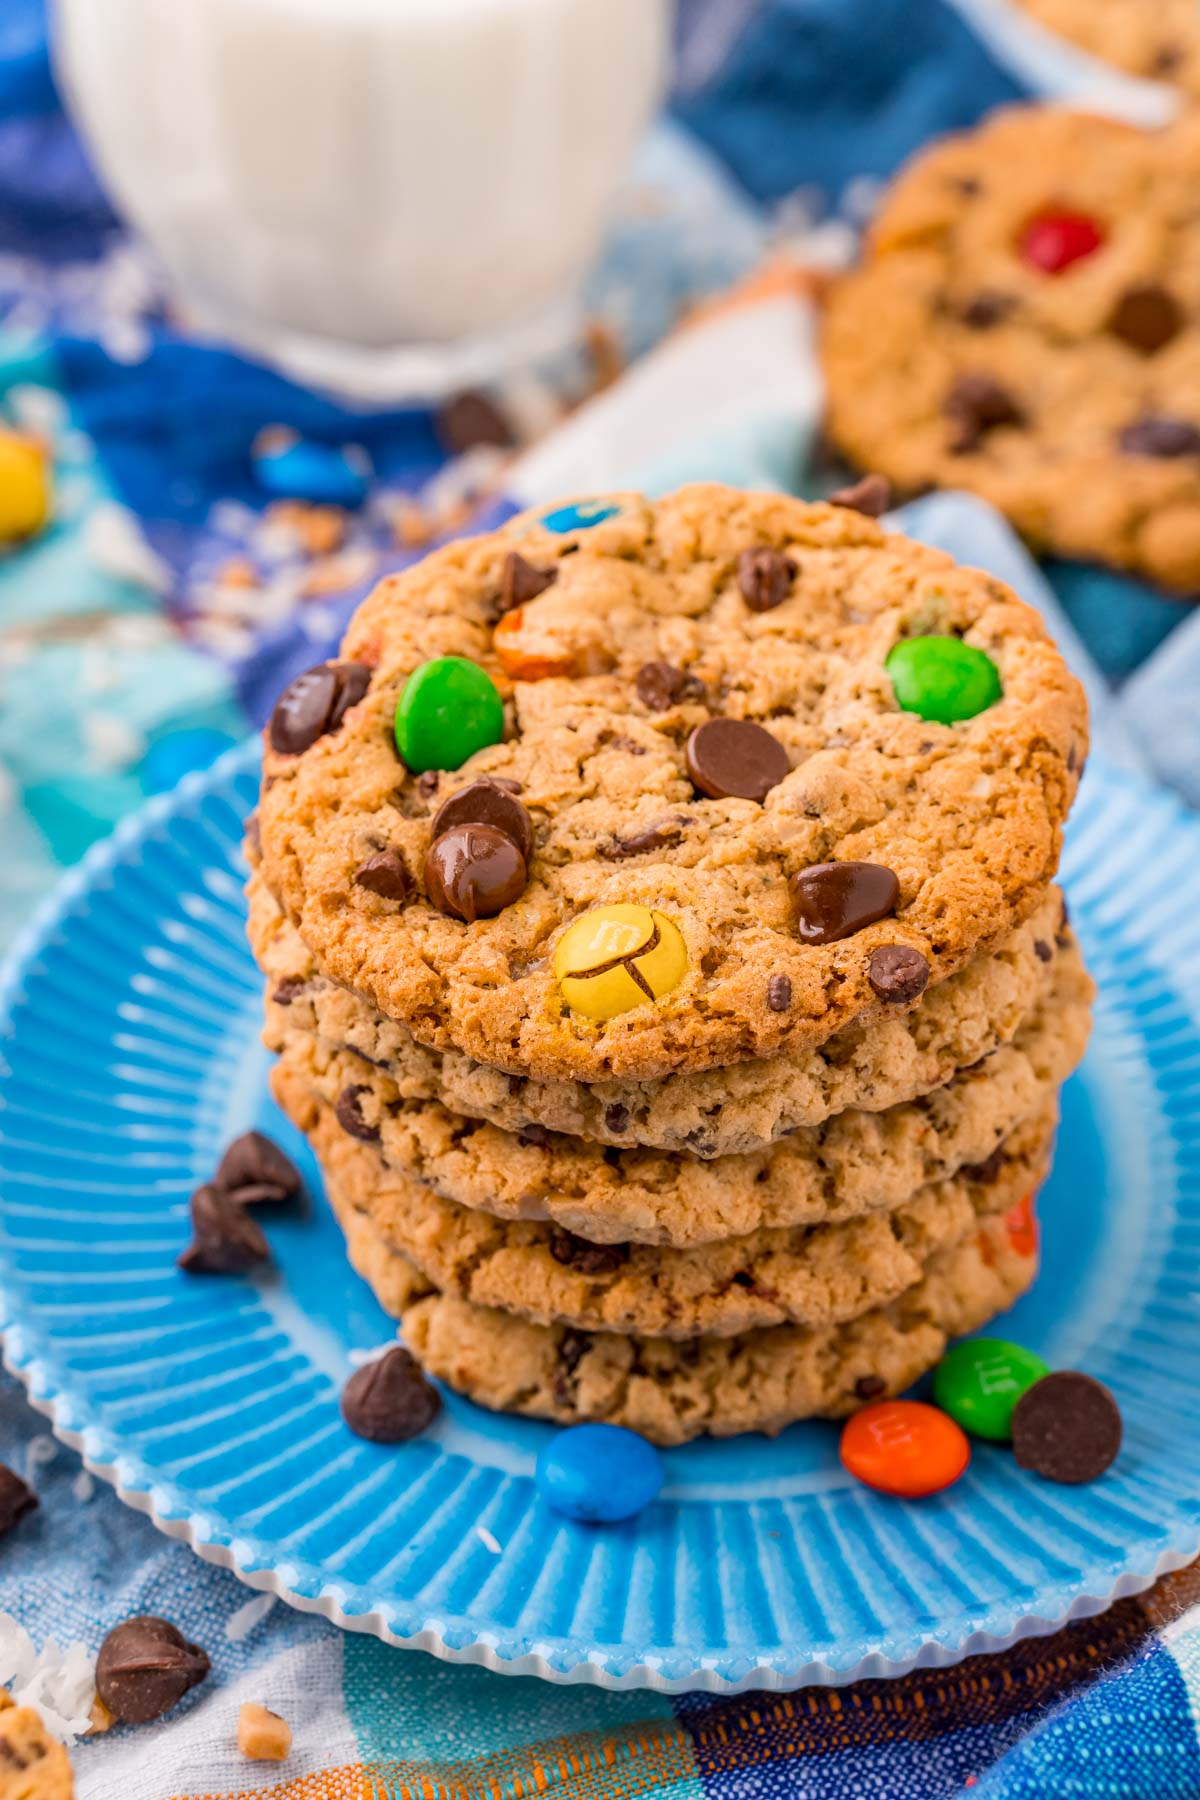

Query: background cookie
<box><xmin>1016</xmin><ymin>0</ymin><xmax>1200</xmax><ymax>99</ymax></box>
<box><xmin>823</xmin><ymin>108</ymin><xmax>1200</xmax><ymax>594</ymax></box>
<box><xmin>257</xmin><ymin>486</ymin><xmax>1086</xmax><ymax>1080</ymax></box>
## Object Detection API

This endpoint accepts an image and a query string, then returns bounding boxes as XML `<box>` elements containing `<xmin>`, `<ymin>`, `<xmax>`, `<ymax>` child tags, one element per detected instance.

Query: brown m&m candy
<box><xmin>268</xmin><ymin>661</ymin><xmax>370</xmax><ymax>755</ymax></box>
<box><xmin>686</xmin><ymin>718</ymin><xmax>789</xmax><ymax>802</ymax></box>
<box><xmin>425</xmin><ymin>823</ymin><xmax>527</xmax><ymax>922</ymax></box>
<box><xmin>791</xmin><ymin>861</ymin><xmax>899</xmax><ymax>945</ymax></box>
<box><xmin>432</xmin><ymin>778</ymin><xmax>534</xmax><ymax>863</ymax></box>
<box><xmin>95</xmin><ymin>1616</ymin><xmax>211</xmax><ymax>1724</ymax></box>
<box><xmin>1011</xmin><ymin>1371</ymin><xmax>1122</xmax><ymax>1484</ymax></box>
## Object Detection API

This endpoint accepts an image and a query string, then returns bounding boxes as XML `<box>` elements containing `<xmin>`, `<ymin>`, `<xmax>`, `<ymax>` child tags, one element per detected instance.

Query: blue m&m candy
<box><xmin>535</xmin><ymin>1423</ymin><xmax>663</xmax><ymax>1522</ymax></box>
<box><xmin>254</xmin><ymin>437</ymin><xmax>369</xmax><ymax>509</ymax></box>
<box><xmin>540</xmin><ymin>498</ymin><xmax>619</xmax><ymax>534</ymax></box>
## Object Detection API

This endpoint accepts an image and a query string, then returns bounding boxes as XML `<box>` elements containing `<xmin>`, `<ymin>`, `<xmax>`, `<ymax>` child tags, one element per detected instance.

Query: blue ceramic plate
<box><xmin>2</xmin><ymin>742</ymin><xmax>1200</xmax><ymax>1692</ymax></box>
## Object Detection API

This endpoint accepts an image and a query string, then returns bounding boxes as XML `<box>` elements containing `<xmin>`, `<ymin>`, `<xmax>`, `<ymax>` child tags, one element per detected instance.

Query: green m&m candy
<box><xmin>886</xmin><ymin>635</ymin><xmax>1002</xmax><ymax>724</ymax></box>
<box><xmin>394</xmin><ymin>656</ymin><xmax>504</xmax><ymax>775</ymax></box>
<box><xmin>933</xmin><ymin>1337</ymin><xmax>1050</xmax><ymax>1442</ymax></box>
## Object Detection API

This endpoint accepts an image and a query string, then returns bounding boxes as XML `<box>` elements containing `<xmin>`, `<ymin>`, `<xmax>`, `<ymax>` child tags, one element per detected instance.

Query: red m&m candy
<box><xmin>1019</xmin><ymin>210</ymin><xmax>1105</xmax><ymax>274</ymax></box>
<box><xmin>840</xmin><ymin>1399</ymin><xmax>970</xmax><ymax>1499</ymax></box>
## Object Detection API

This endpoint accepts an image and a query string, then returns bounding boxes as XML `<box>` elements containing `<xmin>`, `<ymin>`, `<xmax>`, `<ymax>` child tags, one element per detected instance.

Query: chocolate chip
<box><xmin>829</xmin><ymin>474</ymin><xmax>891</xmax><ymax>517</ymax></box>
<box><xmin>432</xmin><ymin>779</ymin><xmax>534</xmax><ymax>863</ymax></box>
<box><xmin>424</xmin><ymin>823</ymin><xmax>527</xmax><ymax>922</ymax></box>
<box><xmin>178</xmin><ymin>1184</ymin><xmax>271</xmax><ymax>1274</ymax></box>
<box><xmin>0</xmin><ymin>1466</ymin><xmax>37</xmax><ymax>1538</ymax></box>
<box><xmin>558</xmin><ymin>1328</ymin><xmax>590</xmax><ymax>1376</ymax></box>
<box><xmin>598</xmin><ymin>821</ymin><xmax>684</xmax><ymax>860</ymax></box>
<box><xmin>962</xmin><ymin>1147</ymin><xmax>1005</xmax><ymax>1184</ymax></box>
<box><xmin>268</xmin><ymin>661</ymin><xmax>370</xmax><ymax>755</ymax></box>
<box><xmin>790</xmin><ymin>861</ymin><xmax>900</xmax><ymax>945</ymax></box>
<box><xmin>1152</xmin><ymin>42</ymin><xmax>1183</xmax><ymax>74</ymax></box>
<box><xmin>867</xmin><ymin>944</ymin><xmax>930</xmax><ymax>1004</ymax></box>
<box><xmin>517</xmin><ymin>1122</ymin><xmax>552</xmax><ymax>1147</ymax></box>
<box><xmin>244</xmin><ymin>810</ymin><xmax>262</xmax><ymax>857</ymax></box>
<box><xmin>1034</xmin><ymin>939</ymin><xmax>1053</xmax><ymax>964</ymax></box>
<box><xmin>854</xmin><ymin>1374</ymin><xmax>886</xmax><ymax>1401</ymax></box>
<box><xmin>960</xmin><ymin>291</ymin><xmax>1016</xmax><ymax>330</ymax></box>
<box><xmin>417</xmin><ymin>770</ymin><xmax>440</xmax><ymax>800</ymax></box>
<box><xmin>767</xmin><ymin>974</ymin><xmax>792</xmax><ymax>1011</ymax></box>
<box><xmin>604</xmin><ymin>1103</ymin><xmax>630</xmax><ymax>1133</ymax></box>
<box><xmin>435</xmin><ymin>390</ymin><xmax>514</xmax><ymax>453</ymax></box>
<box><xmin>499</xmin><ymin>551</ymin><xmax>556</xmax><ymax>614</ymax></box>
<box><xmin>271</xmin><ymin>977</ymin><xmax>307</xmax><ymax>1006</ymax></box>
<box><xmin>737</xmin><ymin>547</ymin><xmax>797</xmax><ymax>612</ymax></box>
<box><xmin>1107</xmin><ymin>284</ymin><xmax>1183</xmax><ymax>355</ymax></box>
<box><xmin>943</xmin><ymin>372</ymin><xmax>1024</xmax><ymax>453</ymax></box>
<box><xmin>1011</xmin><ymin>1372</ymin><xmax>1122</xmax><ymax>1485</ymax></box>
<box><xmin>214</xmin><ymin>1130</ymin><xmax>302</xmax><ymax>1204</ymax></box>
<box><xmin>549</xmin><ymin>1229</ymin><xmax>630</xmax><ymax>1275</ymax></box>
<box><xmin>1118</xmin><ymin>415</ymin><xmax>1200</xmax><ymax>458</ymax></box>
<box><xmin>336</xmin><ymin>1085</ymin><xmax>380</xmax><ymax>1143</ymax></box>
<box><xmin>341</xmin><ymin>1346</ymin><xmax>441</xmax><ymax>1442</ymax></box>
<box><xmin>95</xmin><ymin>1616</ymin><xmax>210</xmax><ymax>1724</ymax></box>
<box><xmin>355</xmin><ymin>849</ymin><xmax>411</xmax><ymax>901</ymax></box>
<box><xmin>686</xmin><ymin>718</ymin><xmax>789</xmax><ymax>803</ymax></box>
<box><xmin>635</xmin><ymin>660</ymin><xmax>706</xmax><ymax>711</ymax></box>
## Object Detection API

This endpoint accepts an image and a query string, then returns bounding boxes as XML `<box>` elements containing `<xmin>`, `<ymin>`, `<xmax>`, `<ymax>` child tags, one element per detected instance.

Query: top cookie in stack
<box><xmin>257</xmin><ymin>485</ymin><xmax>1087</xmax><ymax>1084</ymax></box>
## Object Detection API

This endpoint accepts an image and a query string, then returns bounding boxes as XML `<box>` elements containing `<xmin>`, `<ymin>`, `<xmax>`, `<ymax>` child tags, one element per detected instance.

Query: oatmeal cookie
<box><xmin>1016</xmin><ymin>0</ymin><xmax>1200</xmax><ymax>100</ymax></box>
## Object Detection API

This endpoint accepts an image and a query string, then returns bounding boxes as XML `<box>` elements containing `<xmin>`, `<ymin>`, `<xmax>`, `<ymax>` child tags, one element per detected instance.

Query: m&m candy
<box><xmin>553</xmin><ymin>904</ymin><xmax>688</xmax><ymax>1021</ymax></box>
<box><xmin>886</xmin><ymin>636</ymin><xmax>1002</xmax><ymax>725</ymax></box>
<box><xmin>253</xmin><ymin>435</ymin><xmax>368</xmax><ymax>508</ymax></box>
<box><xmin>536</xmin><ymin>1423</ymin><xmax>663</xmax><ymax>1522</ymax></box>
<box><xmin>394</xmin><ymin>657</ymin><xmax>504</xmax><ymax>775</ymax></box>
<box><xmin>933</xmin><ymin>1338</ymin><xmax>1050</xmax><ymax>1442</ymax></box>
<box><xmin>840</xmin><ymin>1399</ymin><xmax>970</xmax><ymax>1498</ymax></box>
<box><xmin>540</xmin><ymin>498</ymin><xmax>619</xmax><ymax>534</ymax></box>
<box><xmin>0</xmin><ymin>428</ymin><xmax>50</xmax><ymax>542</ymax></box>
<box><xmin>1019</xmin><ymin>210</ymin><xmax>1105</xmax><ymax>275</ymax></box>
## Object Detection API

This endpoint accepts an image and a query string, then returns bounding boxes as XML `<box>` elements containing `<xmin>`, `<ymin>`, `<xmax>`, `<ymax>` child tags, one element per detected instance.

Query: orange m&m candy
<box><xmin>840</xmin><ymin>1400</ymin><xmax>970</xmax><ymax>1499</ymax></box>
<box><xmin>1003</xmin><ymin>1193</ymin><xmax>1038</xmax><ymax>1259</ymax></box>
<box><xmin>494</xmin><ymin>608</ymin><xmax>576</xmax><ymax>681</ymax></box>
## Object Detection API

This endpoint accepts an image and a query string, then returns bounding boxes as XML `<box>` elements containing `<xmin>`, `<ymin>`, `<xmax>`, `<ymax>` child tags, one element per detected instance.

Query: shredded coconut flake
<box><xmin>224</xmin><ymin>1592</ymin><xmax>277</xmax><ymax>1643</ymax></box>
<box><xmin>0</xmin><ymin>1615</ymin><xmax>96</xmax><ymax>1745</ymax></box>
<box><xmin>475</xmin><ymin>1527</ymin><xmax>502</xmax><ymax>1556</ymax></box>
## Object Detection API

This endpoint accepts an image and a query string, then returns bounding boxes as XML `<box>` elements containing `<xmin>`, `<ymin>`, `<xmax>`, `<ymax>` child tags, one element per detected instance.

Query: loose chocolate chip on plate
<box><xmin>96</xmin><ymin>1616</ymin><xmax>210</xmax><ymax>1724</ymax></box>
<box><xmin>767</xmin><ymin>974</ymin><xmax>792</xmax><ymax>1011</ymax></box>
<box><xmin>868</xmin><ymin>944</ymin><xmax>930</xmax><ymax>1003</ymax></box>
<box><xmin>1118</xmin><ymin>414</ymin><xmax>1200</xmax><ymax>458</ymax></box>
<box><xmin>432</xmin><ymin>779</ymin><xmax>534</xmax><ymax>863</ymax></box>
<box><xmin>686</xmin><ymin>718</ymin><xmax>789</xmax><ymax>803</ymax></box>
<box><xmin>737</xmin><ymin>547</ymin><xmax>797</xmax><ymax>612</ymax></box>
<box><xmin>341</xmin><ymin>1346</ymin><xmax>441</xmax><ymax>1442</ymax></box>
<box><xmin>1107</xmin><ymin>284</ymin><xmax>1183</xmax><ymax>355</ymax></box>
<box><xmin>0</xmin><ymin>1465</ymin><xmax>37</xmax><ymax>1538</ymax></box>
<box><xmin>215</xmin><ymin>1130</ymin><xmax>302</xmax><ymax>1204</ymax></box>
<box><xmin>635</xmin><ymin>660</ymin><xmax>706</xmax><ymax>711</ymax></box>
<box><xmin>943</xmin><ymin>372</ymin><xmax>1024</xmax><ymax>453</ymax></box>
<box><xmin>355</xmin><ymin>849</ymin><xmax>411</xmax><ymax>901</ymax></box>
<box><xmin>435</xmin><ymin>390</ymin><xmax>514</xmax><ymax>454</ymax></box>
<box><xmin>1011</xmin><ymin>1371</ymin><xmax>1122</xmax><ymax>1484</ymax></box>
<box><xmin>425</xmin><ymin>823</ymin><xmax>527</xmax><ymax>922</ymax></box>
<box><xmin>790</xmin><ymin>861</ymin><xmax>900</xmax><ymax>946</ymax></box>
<box><xmin>178</xmin><ymin>1184</ymin><xmax>271</xmax><ymax>1274</ymax></box>
<box><xmin>268</xmin><ymin>661</ymin><xmax>370</xmax><ymax>755</ymax></box>
<box><xmin>829</xmin><ymin>473</ymin><xmax>891</xmax><ymax>517</ymax></box>
<box><xmin>549</xmin><ymin>1229</ymin><xmax>630</xmax><ymax>1275</ymax></box>
<box><xmin>335</xmin><ymin>1085</ymin><xmax>380</xmax><ymax>1143</ymax></box>
<box><xmin>499</xmin><ymin>551</ymin><xmax>557</xmax><ymax>614</ymax></box>
<box><xmin>960</xmin><ymin>290</ymin><xmax>1016</xmax><ymax>330</ymax></box>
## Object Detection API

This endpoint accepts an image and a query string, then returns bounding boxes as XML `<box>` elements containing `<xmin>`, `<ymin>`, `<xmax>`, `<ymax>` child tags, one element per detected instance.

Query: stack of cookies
<box><xmin>248</xmin><ymin>485</ymin><xmax>1092</xmax><ymax>1445</ymax></box>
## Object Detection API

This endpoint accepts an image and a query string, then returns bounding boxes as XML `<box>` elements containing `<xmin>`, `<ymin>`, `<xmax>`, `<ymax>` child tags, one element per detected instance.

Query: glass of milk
<box><xmin>50</xmin><ymin>0</ymin><xmax>670</xmax><ymax>397</ymax></box>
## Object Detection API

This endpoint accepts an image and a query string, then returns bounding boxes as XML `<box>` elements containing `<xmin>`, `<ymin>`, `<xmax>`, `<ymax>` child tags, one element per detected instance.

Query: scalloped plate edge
<box><xmin>5</xmin><ymin>1338</ymin><xmax>1196</xmax><ymax>1693</ymax></box>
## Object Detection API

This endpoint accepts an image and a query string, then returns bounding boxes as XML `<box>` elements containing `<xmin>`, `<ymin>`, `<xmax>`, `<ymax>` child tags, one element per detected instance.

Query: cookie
<box><xmin>256</xmin><ymin>485</ymin><xmax>1086</xmax><ymax>1080</ymax></box>
<box><xmin>1016</xmin><ymin>0</ymin><xmax>1200</xmax><ymax>99</ymax></box>
<box><xmin>276</xmin><ymin>1063</ymin><xmax>1052</xmax><ymax>1339</ymax></box>
<box><xmin>268</xmin><ymin>951</ymin><xmax>1088</xmax><ymax>1246</ymax></box>
<box><xmin>823</xmin><ymin>107</ymin><xmax>1200</xmax><ymax>594</ymax></box>
<box><xmin>362</xmin><ymin>1210</ymin><xmax>1037</xmax><ymax>1444</ymax></box>
<box><xmin>0</xmin><ymin>1701</ymin><xmax>74</xmax><ymax>1800</ymax></box>
<box><xmin>251</xmin><ymin>871</ymin><xmax>1072</xmax><ymax>1156</ymax></box>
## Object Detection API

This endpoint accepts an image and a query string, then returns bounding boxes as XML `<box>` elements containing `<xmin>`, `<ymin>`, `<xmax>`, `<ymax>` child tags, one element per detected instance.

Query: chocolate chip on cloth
<box><xmin>95</xmin><ymin>1616</ymin><xmax>210</xmax><ymax>1723</ymax></box>
<box><xmin>0</xmin><ymin>1464</ymin><xmax>37</xmax><ymax>1538</ymax></box>
<box><xmin>268</xmin><ymin>661</ymin><xmax>370</xmax><ymax>755</ymax></box>
<box><xmin>257</xmin><ymin>485</ymin><xmax>1087</xmax><ymax>1081</ymax></box>
<box><xmin>340</xmin><ymin>1345</ymin><xmax>440</xmax><ymax>1441</ymax></box>
<box><xmin>822</xmin><ymin>107</ymin><xmax>1200</xmax><ymax>591</ymax></box>
<box><xmin>214</xmin><ymin>1130</ymin><xmax>301</xmax><ymax>1204</ymax></box>
<box><xmin>178</xmin><ymin>1183</ymin><xmax>271</xmax><ymax>1273</ymax></box>
<box><xmin>1011</xmin><ymin>1370</ymin><xmax>1122</xmax><ymax>1483</ymax></box>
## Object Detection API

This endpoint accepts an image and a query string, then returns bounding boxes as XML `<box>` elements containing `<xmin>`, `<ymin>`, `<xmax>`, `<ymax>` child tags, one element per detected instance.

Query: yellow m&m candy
<box><xmin>0</xmin><ymin>429</ymin><xmax>50</xmax><ymax>543</ymax></box>
<box><xmin>553</xmin><ymin>904</ymin><xmax>687</xmax><ymax>1021</ymax></box>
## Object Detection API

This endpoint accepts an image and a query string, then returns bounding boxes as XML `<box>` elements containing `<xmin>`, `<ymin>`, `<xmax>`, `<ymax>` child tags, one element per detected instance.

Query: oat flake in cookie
<box><xmin>822</xmin><ymin>109</ymin><xmax>1200</xmax><ymax>594</ymax></box>
<box><xmin>257</xmin><ymin>485</ymin><xmax>1086</xmax><ymax>1082</ymax></box>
